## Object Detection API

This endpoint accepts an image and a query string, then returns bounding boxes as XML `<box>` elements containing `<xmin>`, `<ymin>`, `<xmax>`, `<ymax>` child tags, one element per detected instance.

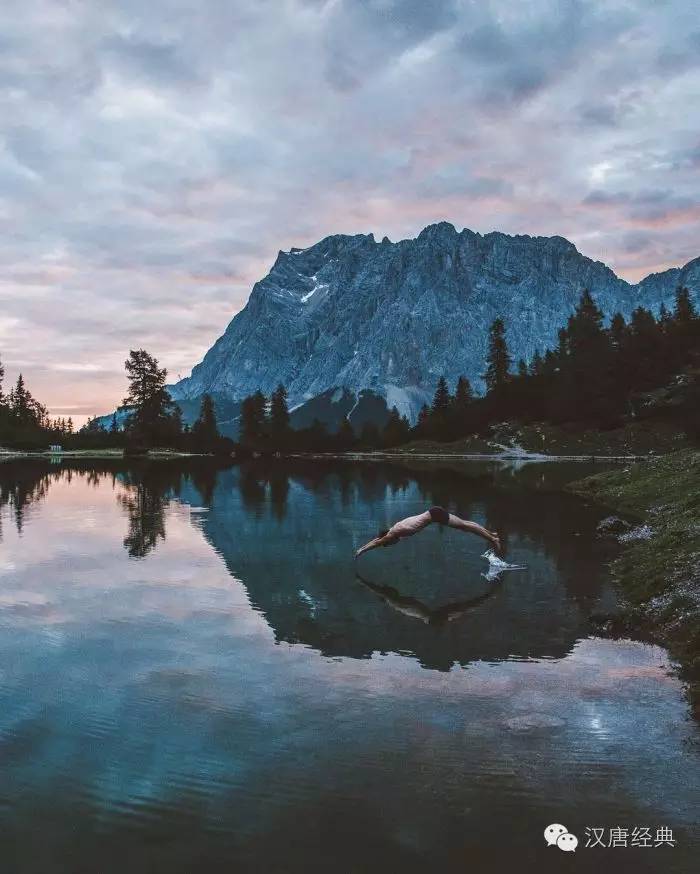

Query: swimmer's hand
<box><xmin>355</xmin><ymin>533</ymin><xmax>397</xmax><ymax>559</ymax></box>
<box><xmin>355</xmin><ymin>537</ymin><xmax>381</xmax><ymax>559</ymax></box>
<box><xmin>490</xmin><ymin>531</ymin><xmax>502</xmax><ymax>553</ymax></box>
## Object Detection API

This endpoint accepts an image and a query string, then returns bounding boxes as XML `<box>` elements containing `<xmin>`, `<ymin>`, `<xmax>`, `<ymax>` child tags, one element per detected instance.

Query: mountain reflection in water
<box><xmin>0</xmin><ymin>456</ymin><xmax>698</xmax><ymax>874</ymax></box>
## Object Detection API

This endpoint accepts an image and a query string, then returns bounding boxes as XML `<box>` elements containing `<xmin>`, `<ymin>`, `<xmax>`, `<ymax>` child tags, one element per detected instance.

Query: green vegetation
<box><xmin>392</xmin><ymin>420</ymin><xmax>691</xmax><ymax>458</ymax></box>
<box><xmin>569</xmin><ymin>450</ymin><xmax>700</xmax><ymax>715</ymax></box>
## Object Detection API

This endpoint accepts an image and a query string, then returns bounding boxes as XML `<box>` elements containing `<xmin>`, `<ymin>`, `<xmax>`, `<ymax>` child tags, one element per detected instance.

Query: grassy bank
<box><xmin>569</xmin><ymin>449</ymin><xmax>700</xmax><ymax>716</ymax></box>
<box><xmin>391</xmin><ymin>420</ymin><xmax>689</xmax><ymax>458</ymax></box>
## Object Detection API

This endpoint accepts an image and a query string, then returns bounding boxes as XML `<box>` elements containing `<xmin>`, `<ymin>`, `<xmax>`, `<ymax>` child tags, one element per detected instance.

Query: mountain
<box><xmin>171</xmin><ymin>222</ymin><xmax>700</xmax><ymax>422</ymax></box>
<box><xmin>289</xmin><ymin>387</ymin><xmax>391</xmax><ymax>434</ymax></box>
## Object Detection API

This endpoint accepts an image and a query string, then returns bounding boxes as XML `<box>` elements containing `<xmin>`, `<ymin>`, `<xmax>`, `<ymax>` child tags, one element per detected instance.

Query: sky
<box><xmin>1</xmin><ymin>0</ymin><xmax>699</xmax><ymax>426</ymax></box>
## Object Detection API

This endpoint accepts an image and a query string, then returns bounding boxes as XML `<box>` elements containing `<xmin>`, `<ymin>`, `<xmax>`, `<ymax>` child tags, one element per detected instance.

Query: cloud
<box><xmin>0</xmin><ymin>0</ymin><xmax>698</xmax><ymax>423</ymax></box>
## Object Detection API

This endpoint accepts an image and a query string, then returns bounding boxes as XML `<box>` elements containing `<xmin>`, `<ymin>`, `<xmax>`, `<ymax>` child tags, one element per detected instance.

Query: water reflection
<box><xmin>0</xmin><ymin>457</ymin><xmax>622</xmax><ymax>669</ymax></box>
<box><xmin>0</xmin><ymin>457</ymin><xmax>698</xmax><ymax>874</ymax></box>
<box><xmin>0</xmin><ymin>458</ymin><xmax>227</xmax><ymax>559</ymax></box>
<box><xmin>186</xmin><ymin>460</ymin><xmax>624</xmax><ymax>668</ymax></box>
<box><xmin>356</xmin><ymin>571</ymin><xmax>501</xmax><ymax>625</ymax></box>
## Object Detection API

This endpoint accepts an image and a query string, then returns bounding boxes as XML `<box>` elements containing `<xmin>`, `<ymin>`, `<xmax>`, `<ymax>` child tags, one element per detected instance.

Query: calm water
<box><xmin>0</xmin><ymin>457</ymin><xmax>697</xmax><ymax>873</ymax></box>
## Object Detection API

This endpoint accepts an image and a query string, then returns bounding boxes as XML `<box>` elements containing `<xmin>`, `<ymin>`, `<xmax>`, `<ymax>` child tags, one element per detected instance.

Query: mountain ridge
<box><xmin>171</xmin><ymin>222</ymin><xmax>700</xmax><ymax>422</ymax></box>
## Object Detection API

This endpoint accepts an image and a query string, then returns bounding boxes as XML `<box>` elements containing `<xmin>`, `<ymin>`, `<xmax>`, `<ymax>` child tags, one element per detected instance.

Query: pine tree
<box><xmin>192</xmin><ymin>394</ymin><xmax>220</xmax><ymax>450</ymax></box>
<box><xmin>11</xmin><ymin>374</ymin><xmax>34</xmax><ymax>425</ymax></box>
<box><xmin>0</xmin><ymin>354</ymin><xmax>4</xmax><ymax>407</ymax></box>
<box><xmin>122</xmin><ymin>349</ymin><xmax>178</xmax><ymax>445</ymax></box>
<box><xmin>453</xmin><ymin>375</ymin><xmax>473</xmax><ymax>408</ymax></box>
<box><xmin>561</xmin><ymin>290</ymin><xmax>616</xmax><ymax>423</ymax></box>
<box><xmin>336</xmin><ymin>417</ymin><xmax>355</xmax><ymax>450</ymax></box>
<box><xmin>529</xmin><ymin>350</ymin><xmax>543</xmax><ymax>376</ymax></box>
<box><xmin>359</xmin><ymin>421</ymin><xmax>380</xmax><ymax>448</ymax></box>
<box><xmin>610</xmin><ymin>312</ymin><xmax>626</xmax><ymax>349</ymax></box>
<box><xmin>239</xmin><ymin>391</ymin><xmax>268</xmax><ymax>447</ymax></box>
<box><xmin>269</xmin><ymin>384</ymin><xmax>290</xmax><ymax>447</ymax></box>
<box><xmin>670</xmin><ymin>286</ymin><xmax>699</xmax><ymax>368</ymax></box>
<box><xmin>624</xmin><ymin>306</ymin><xmax>664</xmax><ymax>390</ymax></box>
<box><xmin>306</xmin><ymin>418</ymin><xmax>329</xmax><ymax>451</ymax></box>
<box><xmin>673</xmin><ymin>286</ymin><xmax>697</xmax><ymax>323</ymax></box>
<box><xmin>556</xmin><ymin>328</ymin><xmax>568</xmax><ymax>364</ymax></box>
<box><xmin>431</xmin><ymin>376</ymin><xmax>451</xmax><ymax>414</ymax></box>
<box><xmin>484</xmin><ymin>318</ymin><xmax>511</xmax><ymax>393</ymax></box>
<box><xmin>451</xmin><ymin>375</ymin><xmax>473</xmax><ymax>436</ymax></box>
<box><xmin>430</xmin><ymin>376</ymin><xmax>452</xmax><ymax>440</ymax></box>
<box><xmin>416</xmin><ymin>403</ymin><xmax>431</xmax><ymax>437</ymax></box>
<box><xmin>382</xmin><ymin>406</ymin><xmax>410</xmax><ymax>447</ymax></box>
<box><xmin>164</xmin><ymin>404</ymin><xmax>183</xmax><ymax>447</ymax></box>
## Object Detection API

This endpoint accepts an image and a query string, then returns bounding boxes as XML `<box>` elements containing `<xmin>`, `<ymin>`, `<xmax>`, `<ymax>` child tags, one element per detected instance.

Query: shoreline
<box><xmin>299</xmin><ymin>450</ymin><xmax>645</xmax><ymax>462</ymax></box>
<box><xmin>2</xmin><ymin>446</ymin><xmax>648</xmax><ymax>463</ymax></box>
<box><xmin>568</xmin><ymin>449</ymin><xmax>700</xmax><ymax>718</ymax></box>
<box><xmin>305</xmin><ymin>451</ymin><xmax>636</xmax><ymax>462</ymax></box>
<box><xmin>0</xmin><ymin>448</ymin><xmax>202</xmax><ymax>460</ymax></box>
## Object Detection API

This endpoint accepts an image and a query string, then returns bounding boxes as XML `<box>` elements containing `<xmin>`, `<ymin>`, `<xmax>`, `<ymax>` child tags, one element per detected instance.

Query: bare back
<box><xmin>385</xmin><ymin>510</ymin><xmax>432</xmax><ymax>540</ymax></box>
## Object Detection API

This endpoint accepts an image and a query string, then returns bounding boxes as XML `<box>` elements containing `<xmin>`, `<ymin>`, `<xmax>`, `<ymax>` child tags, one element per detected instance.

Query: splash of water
<box><xmin>481</xmin><ymin>550</ymin><xmax>527</xmax><ymax>577</ymax></box>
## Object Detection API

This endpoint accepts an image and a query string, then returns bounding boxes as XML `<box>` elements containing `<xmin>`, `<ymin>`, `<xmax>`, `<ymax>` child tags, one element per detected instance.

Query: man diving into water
<box><xmin>355</xmin><ymin>506</ymin><xmax>501</xmax><ymax>558</ymax></box>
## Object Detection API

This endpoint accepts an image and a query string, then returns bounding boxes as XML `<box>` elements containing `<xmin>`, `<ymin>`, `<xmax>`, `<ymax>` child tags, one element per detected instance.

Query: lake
<box><xmin>0</xmin><ymin>457</ymin><xmax>698</xmax><ymax>873</ymax></box>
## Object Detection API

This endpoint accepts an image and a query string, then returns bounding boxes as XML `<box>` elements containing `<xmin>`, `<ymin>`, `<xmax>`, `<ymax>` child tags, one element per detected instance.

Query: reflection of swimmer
<box><xmin>355</xmin><ymin>506</ymin><xmax>501</xmax><ymax>559</ymax></box>
<box><xmin>356</xmin><ymin>573</ymin><xmax>500</xmax><ymax>627</ymax></box>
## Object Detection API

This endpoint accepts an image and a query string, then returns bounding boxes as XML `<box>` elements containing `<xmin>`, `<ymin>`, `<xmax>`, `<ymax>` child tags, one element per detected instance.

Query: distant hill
<box><xmin>289</xmin><ymin>388</ymin><xmax>391</xmax><ymax>434</ymax></box>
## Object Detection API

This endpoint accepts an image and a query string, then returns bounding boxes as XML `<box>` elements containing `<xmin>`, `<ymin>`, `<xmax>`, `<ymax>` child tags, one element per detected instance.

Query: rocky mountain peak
<box><xmin>171</xmin><ymin>223</ymin><xmax>698</xmax><ymax>423</ymax></box>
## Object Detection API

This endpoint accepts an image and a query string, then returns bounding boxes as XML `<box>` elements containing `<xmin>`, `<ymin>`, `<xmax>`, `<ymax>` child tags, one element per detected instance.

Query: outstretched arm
<box><xmin>355</xmin><ymin>534</ymin><xmax>394</xmax><ymax>559</ymax></box>
<box><xmin>448</xmin><ymin>516</ymin><xmax>501</xmax><ymax>552</ymax></box>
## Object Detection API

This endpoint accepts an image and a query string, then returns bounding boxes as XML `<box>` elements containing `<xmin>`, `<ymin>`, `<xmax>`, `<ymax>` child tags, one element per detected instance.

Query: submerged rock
<box><xmin>618</xmin><ymin>525</ymin><xmax>655</xmax><ymax>543</ymax></box>
<box><xmin>597</xmin><ymin>516</ymin><xmax>630</xmax><ymax>537</ymax></box>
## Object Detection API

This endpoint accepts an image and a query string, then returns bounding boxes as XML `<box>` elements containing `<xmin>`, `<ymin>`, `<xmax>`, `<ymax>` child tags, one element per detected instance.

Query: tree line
<box><xmin>236</xmin><ymin>285</ymin><xmax>699</xmax><ymax>451</ymax></box>
<box><xmin>2</xmin><ymin>285</ymin><xmax>698</xmax><ymax>453</ymax></box>
<box><xmin>0</xmin><ymin>368</ymin><xmax>76</xmax><ymax>448</ymax></box>
<box><xmin>236</xmin><ymin>383</ymin><xmax>412</xmax><ymax>452</ymax></box>
<box><xmin>0</xmin><ymin>349</ymin><xmax>231</xmax><ymax>453</ymax></box>
<box><xmin>83</xmin><ymin>349</ymin><xmax>232</xmax><ymax>454</ymax></box>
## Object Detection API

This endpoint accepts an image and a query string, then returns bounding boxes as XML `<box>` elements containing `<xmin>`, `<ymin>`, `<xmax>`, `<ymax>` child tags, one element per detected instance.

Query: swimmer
<box><xmin>355</xmin><ymin>506</ymin><xmax>501</xmax><ymax>558</ymax></box>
